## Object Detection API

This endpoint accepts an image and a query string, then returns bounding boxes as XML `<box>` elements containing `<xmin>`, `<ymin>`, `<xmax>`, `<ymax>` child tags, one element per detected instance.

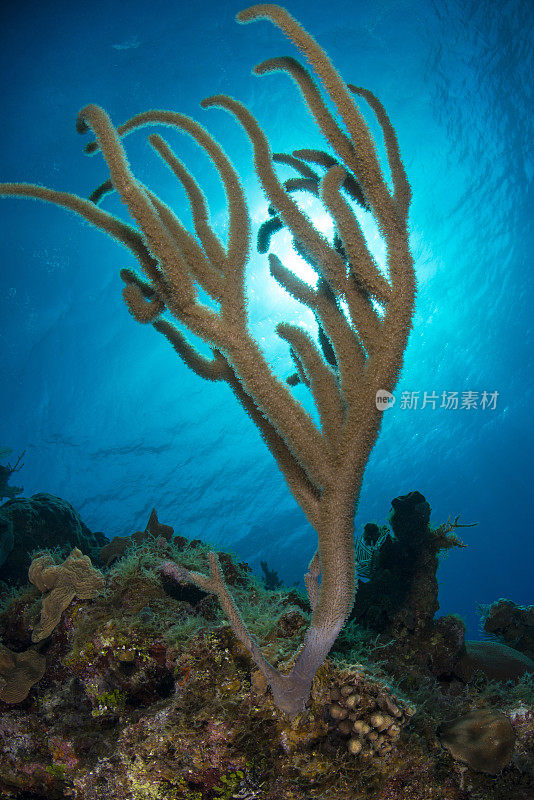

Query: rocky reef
<box><xmin>481</xmin><ymin>599</ymin><xmax>534</xmax><ymax>662</ymax></box>
<box><xmin>0</xmin><ymin>493</ymin><xmax>532</xmax><ymax>799</ymax></box>
<box><xmin>0</xmin><ymin>493</ymin><xmax>107</xmax><ymax>586</ymax></box>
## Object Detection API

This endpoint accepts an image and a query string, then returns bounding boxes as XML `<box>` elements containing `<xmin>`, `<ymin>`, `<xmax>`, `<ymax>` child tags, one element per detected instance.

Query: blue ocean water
<box><xmin>0</xmin><ymin>0</ymin><xmax>532</xmax><ymax>641</ymax></box>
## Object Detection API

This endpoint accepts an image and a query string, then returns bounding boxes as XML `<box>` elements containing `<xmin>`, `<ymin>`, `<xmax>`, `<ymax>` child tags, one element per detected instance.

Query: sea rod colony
<box><xmin>0</xmin><ymin>4</ymin><xmax>415</xmax><ymax>718</ymax></box>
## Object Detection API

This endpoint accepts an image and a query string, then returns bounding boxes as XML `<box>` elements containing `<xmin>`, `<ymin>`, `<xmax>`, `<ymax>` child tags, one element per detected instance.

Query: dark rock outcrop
<box><xmin>0</xmin><ymin>494</ymin><xmax>107</xmax><ymax>584</ymax></box>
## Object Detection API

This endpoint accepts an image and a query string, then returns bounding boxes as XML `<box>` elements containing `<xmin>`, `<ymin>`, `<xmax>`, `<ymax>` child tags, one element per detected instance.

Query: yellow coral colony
<box><xmin>0</xmin><ymin>4</ymin><xmax>415</xmax><ymax>716</ymax></box>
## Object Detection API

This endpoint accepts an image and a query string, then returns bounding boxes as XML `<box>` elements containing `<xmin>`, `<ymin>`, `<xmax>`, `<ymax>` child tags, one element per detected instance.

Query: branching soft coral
<box><xmin>0</xmin><ymin>4</ymin><xmax>416</xmax><ymax>716</ymax></box>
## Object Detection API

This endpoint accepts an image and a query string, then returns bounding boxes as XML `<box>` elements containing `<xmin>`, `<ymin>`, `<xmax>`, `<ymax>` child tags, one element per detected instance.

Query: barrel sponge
<box><xmin>0</xmin><ymin>645</ymin><xmax>46</xmax><ymax>703</ymax></box>
<box><xmin>29</xmin><ymin>547</ymin><xmax>104</xmax><ymax>642</ymax></box>
<box><xmin>438</xmin><ymin>708</ymin><xmax>515</xmax><ymax>774</ymax></box>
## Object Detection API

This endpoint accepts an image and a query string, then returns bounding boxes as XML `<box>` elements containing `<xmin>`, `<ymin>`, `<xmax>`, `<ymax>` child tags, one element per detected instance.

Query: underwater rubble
<box><xmin>0</xmin><ymin>493</ymin><xmax>532</xmax><ymax>800</ymax></box>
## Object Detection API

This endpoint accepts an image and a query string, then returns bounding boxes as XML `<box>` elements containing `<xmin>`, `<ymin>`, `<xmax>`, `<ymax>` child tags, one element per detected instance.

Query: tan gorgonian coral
<box><xmin>0</xmin><ymin>4</ymin><xmax>416</xmax><ymax>716</ymax></box>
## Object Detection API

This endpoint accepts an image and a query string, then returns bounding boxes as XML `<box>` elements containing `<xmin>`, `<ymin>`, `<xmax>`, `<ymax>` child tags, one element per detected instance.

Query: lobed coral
<box><xmin>327</xmin><ymin>669</ymin><xmax>414</xmax><ymax>758</ymax></box>
<box><xmin>29</xmin><ymin>548</ymin><xmax>104</xmax><ymax>643</ymax></box>
<box><xmin>0</xmin><ymin>645</ymin><xmax>46</xmax><ymax>704</ymax></box>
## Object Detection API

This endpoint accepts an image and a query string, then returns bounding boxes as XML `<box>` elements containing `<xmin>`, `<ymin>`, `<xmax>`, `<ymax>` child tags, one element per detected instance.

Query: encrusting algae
<box><xmin>0</xmin><ymin>498</ymin><xmax>532</xmax><ymax>798</ymax></box>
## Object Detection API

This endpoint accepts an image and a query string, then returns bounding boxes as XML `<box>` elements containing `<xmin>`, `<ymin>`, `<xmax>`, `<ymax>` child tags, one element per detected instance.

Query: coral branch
<box><xmin>0</xmin><ymin>3</ymin><xmax>416</xmax><ymax>718</ymax></box>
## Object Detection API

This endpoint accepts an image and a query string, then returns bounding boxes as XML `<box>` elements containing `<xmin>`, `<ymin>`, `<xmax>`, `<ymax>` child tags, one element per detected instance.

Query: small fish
<box><xmin>111</xmin><ymin>36</ymin><xmax>141</xmax><ymax>51</ymax></box>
